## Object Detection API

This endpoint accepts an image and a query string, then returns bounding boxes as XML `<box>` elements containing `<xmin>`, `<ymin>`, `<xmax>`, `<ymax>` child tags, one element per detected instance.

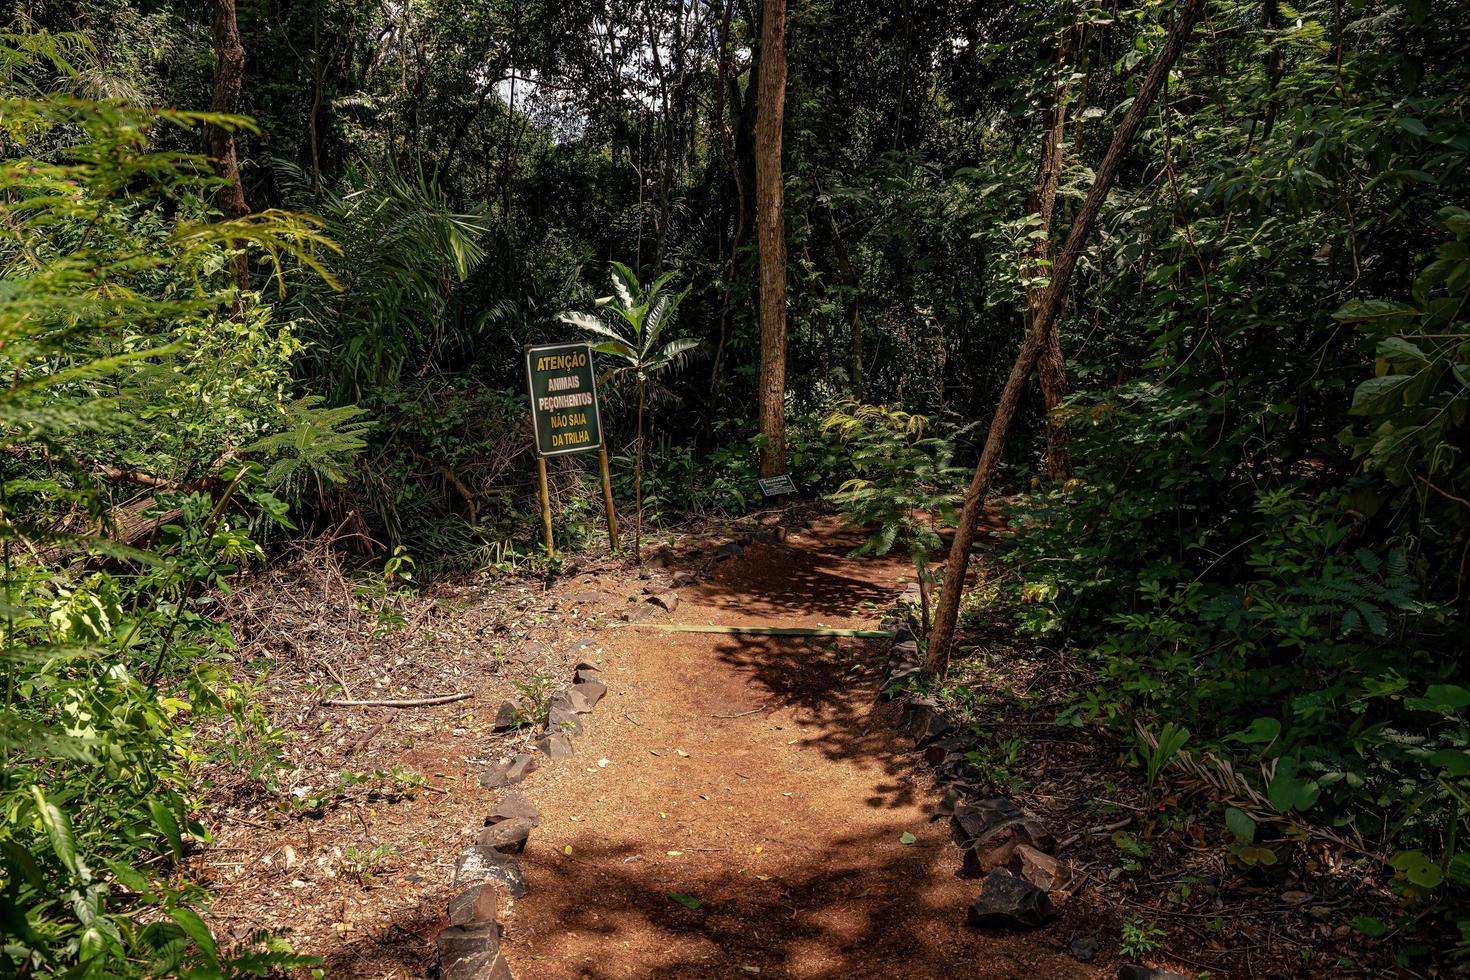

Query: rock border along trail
<box><xmin>488</xmin><ymin>516</ymin><xmax>1100</xmax><ymax>979</ymax></box>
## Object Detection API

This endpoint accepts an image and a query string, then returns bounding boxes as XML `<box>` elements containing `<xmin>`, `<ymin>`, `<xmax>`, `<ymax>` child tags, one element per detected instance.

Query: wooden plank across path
<box><xmin>623</xmin><ymin>623</ymin><xmax>898</xmax><ymax>639</ymax></box>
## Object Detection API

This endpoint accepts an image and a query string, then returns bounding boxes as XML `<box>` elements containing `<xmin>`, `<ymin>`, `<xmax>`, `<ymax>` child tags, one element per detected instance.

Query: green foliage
<box><xmin>1119</xmin><ymin>917</ymin><xmax>1166</xmax><ymax>959</ymax></box>
<box><xmin>562</xmin><ymin>263</ymin><xmax>700</xmax><ymax>555</ymax></box>
<box><xmin>0</xmin><ymin>34</ymin><xmax>327</xmax><ymax>974</ymax></box>
<box><xmin>823</xmin><ymin>399</ymin><xmax>970</xmax><ymax>626</ymax></box>
<box><xmin>1337</xmin><ymin>206</ymin><xmax>1470</xmax><ymax>526</ymax></box>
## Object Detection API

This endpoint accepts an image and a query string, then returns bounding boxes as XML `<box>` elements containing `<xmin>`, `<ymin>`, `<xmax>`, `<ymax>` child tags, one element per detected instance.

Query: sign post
<box><xmin>524</xmin><ymin>341</ymin><xmax>617</xmax><ymax>553</ymax></box>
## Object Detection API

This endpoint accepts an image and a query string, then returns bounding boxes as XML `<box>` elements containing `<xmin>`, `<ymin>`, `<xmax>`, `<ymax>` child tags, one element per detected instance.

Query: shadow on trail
<box><xmin>706</xmin><ymin>631</ymin><xmax>921</xmax><ymax>812</ymax></box>
<box><xmin>506</xmin><ymin>828</ymin><xmax>1037</xmax><ymax>979</ymax></box>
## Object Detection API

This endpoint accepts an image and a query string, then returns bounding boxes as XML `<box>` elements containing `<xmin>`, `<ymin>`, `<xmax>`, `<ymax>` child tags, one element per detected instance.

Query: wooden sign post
<box><xmin>525</xmin><ymin>341</ymin><xmax>617</xmax><ymax>554</ymax></box>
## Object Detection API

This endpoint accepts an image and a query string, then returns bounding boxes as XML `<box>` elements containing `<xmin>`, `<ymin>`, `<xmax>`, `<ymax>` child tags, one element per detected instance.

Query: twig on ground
<box><xmin>322</xmin><ymin>693</ymin><xmax>471</xmax><ymax>708</ymax></box>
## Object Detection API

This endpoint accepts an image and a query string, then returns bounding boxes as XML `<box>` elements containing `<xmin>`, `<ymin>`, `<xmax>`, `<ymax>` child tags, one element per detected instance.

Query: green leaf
<box><xmin>149</xmin><ymin>800</ymin><xmax>185</xmax><ymax>860</ymax></box>
<box><xmin>1428</xmin><ymin>749</ymin><xmax>1470</xmax><ymax>776</ymax></box>
<box><xmin>1352</xmin><ymin>916</ymin><xmax>1388</xmax><ymax>938</ymax></box>
<box><xmin>1389</xmin><ymin>850</ymin><xmax>1443</xmax><ymax>889</ymax></box>
<box><xmin>168</xmin><ymin>907</ymin><xmax>219</xmax><ymax>965</ymax></box>
<box><xmin>1227</xmin><ymin>717</ymin><xmax>1281</xmax><ymax>747</ymax></box>
<box><xmin>667</xmin><ymin>892</ymin><xmax>702</xmax><ymax>910</ymax></box>
<box><xmin>1267</xmin><ymin>757</ymin><xmax>1320</xmax><ymax>813</ymax></box>
<box><xmin>899</xmin><ymin>831</ymin><xmax>917</xmax><ymax>845</ymax></box>
<box><xmin>31</xmin><ymin>787</ymin><xmax>83</xmax><ymax>880</ymax></box>
<box><xmin>103</xmin><ymin>859</ymin><xmax>153</xmax><ymax>896</ymax></box>
<box><xmin>1224</xmin><ymin>807</ymin><xmax>1256</xmax><ymax>844</ymax></box>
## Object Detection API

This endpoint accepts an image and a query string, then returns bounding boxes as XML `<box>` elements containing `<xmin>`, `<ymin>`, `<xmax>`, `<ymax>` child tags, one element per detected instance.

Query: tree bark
<box><xmin>755</xmin><ymin>0</ymin><xmax>788</xmax><ymax>478</ymax></box>
<box><xmin>924</xmin><ymin>0</ymin><xmax>1209</xmax><ymax>675</ymax></box>
<box><xmin>1029</xmin><ymin>71</ymin><xmax>1074</xmax><ymax>482</ymax></box>
<box><xmin>205</xmin><ymin>0</ymin><xmax>251</xmax><ymax>292</ymax></box>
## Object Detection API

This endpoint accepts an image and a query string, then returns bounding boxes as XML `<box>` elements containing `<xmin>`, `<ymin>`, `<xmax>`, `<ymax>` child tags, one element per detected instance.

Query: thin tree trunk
<box><xmin>205</xmin><ymin>0</ymin><xmax>250</xmax><ymax>292</ymax></box>
<box><xmin>755</xmin><ymin>0</ymin><xmax>788</xmax><ymax>478</ymax></box>
<box><xmin>925</xmin><ymin>0</ymin><xmax>1209</xmax><ymax>676</ymax></box>
<box><xmin>634</xmin><ymin>380</ymin><xmax>646</xmax><ymax>559</ymax></box>
<box><xmin>709</xmin><ymin>0</ymin><xmax>744</xmax><ymax>389</ymax></box>
<box><xmin>309</xmin><ymin>0</ymin><xmax>323</xmax><ymax>202</ymax></box>
<box><xmin>1029</xmin><ymin>68</ymin><xmax>1074</xmax><ymax>482</ymax></box>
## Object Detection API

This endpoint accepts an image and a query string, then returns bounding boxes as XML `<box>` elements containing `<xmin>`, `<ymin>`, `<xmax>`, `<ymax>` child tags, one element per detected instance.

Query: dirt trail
<box><xmin>499</xmin><ymin>517</ymin><xmax>1098</xmax><ymax>979</ymax></box>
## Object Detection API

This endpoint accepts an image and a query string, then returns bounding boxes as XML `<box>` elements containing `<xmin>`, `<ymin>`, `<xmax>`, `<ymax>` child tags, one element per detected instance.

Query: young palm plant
<box><xmin>559</xmin><ymin>263</ymin><xmax>698</xmax><ymax>558</ymax></box>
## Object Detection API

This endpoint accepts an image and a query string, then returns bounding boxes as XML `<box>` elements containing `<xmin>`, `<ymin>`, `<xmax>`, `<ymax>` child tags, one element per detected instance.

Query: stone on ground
<box><xmin>478</xmin><ymin>752</ymin><xmax>538</xmax><ymax>789</ymax></box>
<box><xmin>447</xmin><ymin>882</ymin><xmax>503</xmax><ymax>926</ymax></box>
<box><xmin>900</xmin><ymin>699</ymin><xmax>952</xmax><ymax>746</ymax></box>
<box><xmin>568</xmin><ymin>680</ymin><xmax>607</xmax><ymax>711</ymax></box>
<box><xmin>646</xmin><ymin>591</ymin><xmax>679</xmax><ymax>612</ymax></box>
<box><xmin>485</xmin><ymin>792</ymin><xmax>539</xmax><ymax>827</ymax></box>
<box><xmin>950</xmin><ymin>798</ymin><xmax>1023</xmax><ymax>846</ymax></box>
<box><xmin>960</xmin><ymin>818</ymin><xmax>1059</xmax><ymax>877</ymax></box>
<box><xmin>438</xmin><ymin>922</ymin><xmax>512</xmax><ymax>980</ymax></box>
<box><xmin>1009</xmin><ymin>843</ymin><xmax>1069</xmax><ymax>893</ymax></box>
<box><xmin>534</xmin><ymin>731</ymin><xmax>574</xmax><ymax>760</ymax></box>
<box><xmin>454</xmin><ymin>845</ymin><xmax>527</xmax><ymax>897</ymax></box>
<box><xmin>620</xmin><ymin>603</ymin><xmax>654</xmax><ymax>623</ymax></box>
<box><xmin>966</xmin><ymin>867</ymin><xmax>1054</xmax><ymax>930</ymax></box>
<box><xmin>1119</xmin><ymin>968</ymin><xmax>1192</xmax><ymax>980</ymax></box>
<box><xmin>477</xmin><ymin>817</ymin><xmax>534</xmax><ymax>853</ymax></box>
<box><xmin>491</xmin><ymin>701</ymin><xmax>520</xmax><ymax>733</ymax></box>
<box><xmin>546</xmin><ymin>696</ymin><xmax>584</xmax><ymax>736</ymax></box>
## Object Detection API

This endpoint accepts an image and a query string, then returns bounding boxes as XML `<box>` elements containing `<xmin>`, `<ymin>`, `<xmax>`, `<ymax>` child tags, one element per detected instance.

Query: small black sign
<box><xmin>525</xmin><ymin>342</ymin><xmax>604</xmax><ymax>457</ymax></box>
<box><xmin>758</xmin><ymin>474</ymin><xmax>797</xmax><ymax>497</ymax></box>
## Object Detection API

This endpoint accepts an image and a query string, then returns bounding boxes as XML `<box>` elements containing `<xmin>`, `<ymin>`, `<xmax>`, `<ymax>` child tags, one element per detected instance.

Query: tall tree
<box><xmin>1030</xmin><ymin>50</ymin><xmax>1074</xmax><ymax>482</ymax></box>
<box><xmin>205</xmin><ymin>0</ymin><xmax>251</xmax><ymax>292</ymax></box>
<box><xmin>755</xmin><ymin>0</ymin><xmax>788</xmax><ymax>477</ymax></box>
<box><xmin>925</xmin><ymin>0</ymin><xmax>1210</xmax><ymax>675</ymax></box>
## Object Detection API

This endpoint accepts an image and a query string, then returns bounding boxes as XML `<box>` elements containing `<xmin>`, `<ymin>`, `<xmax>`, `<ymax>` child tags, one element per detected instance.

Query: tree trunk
<box><xmin>1029</xmin><ymin>72</ymin><xmax>1074</xmax><ymax>482</ymax></box>
<box><xmin>205</xmin><ymin>0</ymin><xmax>250</xmax><ymax>292</ymax></box>
<box><xmin>924</xmin><ymin>0</ymin><xmax>1209</xmax><ymax>676</ymax></box>
<box><xmin>634</xmin><ymin>379</ymin><xmax>646</xmax><ymax>559</ymax></box>
<box><xmin>755</xmin><ymin>0</ymin><xmax>788</xmax><ymax>478</ymax></box>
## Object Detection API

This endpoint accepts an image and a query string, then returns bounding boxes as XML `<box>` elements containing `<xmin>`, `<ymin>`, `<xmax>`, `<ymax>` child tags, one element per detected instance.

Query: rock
<box><xmin>950</xmin><ymin>798</ymin><xmax>1023</xmax><ymax>846</ymax></box>
<box><xmin>569</xmin><ymin>681</ymin><xmax>607</xmax><ymax>710</ymax></box>
<box><xmin>1118</xmin><ymin>968</ymin><xmax>1191</xmax><ymax>980</ymax></box>
<box><xmin>923</xmin><ymin>734</ymin><xmax>978</xmax><ymax>768</ymax></box>
<box><xmin>961</xmin><ymin>819</ymin><xmax>1058</xmax><ymax>877</ymax></box>
<box><xmin>477</xmin><ymin>817</ymin><xmax>533</xmax><ymax>853</ymax></box>
<box><xmin>900</xmin><ymin>700</ymin><xmax>952</xmax><ymax>747</ymax></box>
<box><xmin>621</xmin><ymin>603</ymin><xmax>654</xmax><ymax>623</ymax></box>
<box><xmin>1069</xmin><ymin>937</ymin><xmax>1100</xmax><ymax>963</ymax></box>
<box><xmin>534</xmin><ymin>731</ymin><xmax>574</xmax><ymax>760</ymax></box>
<box><xmin>485</xmin><ymin>792</ymin><xmax>539</xmax><ymax>827</ymax></box>
<box><xmin>966</xmin><ymin>868</ymin><xmax>1054</xmax><ymax>930</ymax></box>
<box><xmin>438</xmin><ymin>922</ymin><xmax>505</xmax><ymax>980</ymax></box>
<box><xmin>447</xmin><ymin>882</ymin><xmax>503</xmax><ymax>926</ymax></box>
<box><xmin>491</xmin><ymin>702</ymin><xmax>521</xmax><ymax>733</ymax></box>
<box><xmin>646</xmin><ymin>591</ymin><xmax>680</xmax><ymax>612</ymax></box>
<box><xmin>672</xmin><ymin>572</ymin><xmax>698</xmax><ymax>587</ymax></box>
<box><xmin>933</xmin><ymin>782</ymin><xmax>984</xmax><ymax>820</ymax></box>
<box><xmin>546</xmin><ymin>696</ymin><xmax>584</xmax><ymax>736</ymax></box>
<box><xmin>568</xmin><ymin>638</ymin><xmax>597</xmax><ymax>654</ymax></box>
<box><xmin>478</xmin><ymin>753</ymin><xmax>538</xmax><ymax>789</ymax></box>
<box><xmin>715</xmin><ymin>541</ymin><xmax>744</xmax><ymax>560</ymax></box>
<box><xmin>1009</xmin><ymin>844</ymin><xmax>1069</xmax><ymax>892</ymax></box>
<box><xmin>454</xmin><ymin>846</ymin><xmax>527</xmax><ymax>897</ymax></box>
<box><xmin>574</xmin><ymin>666</ymin><xmax>603</xmax><ymax>685</ymax></box>
<box><xmin>880</xmin><ymin>664</ymin><xmax>922</xmax><ymax>697</ymax></box>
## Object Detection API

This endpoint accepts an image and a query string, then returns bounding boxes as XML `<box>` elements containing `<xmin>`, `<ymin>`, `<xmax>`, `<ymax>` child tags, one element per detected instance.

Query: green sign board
<box><xmin>525</xmin><ymin>341</ymin><xmax>604</xmax><ymax>457</ymax></box>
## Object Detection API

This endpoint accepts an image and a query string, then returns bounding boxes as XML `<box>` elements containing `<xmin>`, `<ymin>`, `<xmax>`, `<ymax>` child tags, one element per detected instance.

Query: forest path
<box><xmin>500</xmin><ymin>515</ymin><xmax>1096</xmax><ymax>979</ymax></box>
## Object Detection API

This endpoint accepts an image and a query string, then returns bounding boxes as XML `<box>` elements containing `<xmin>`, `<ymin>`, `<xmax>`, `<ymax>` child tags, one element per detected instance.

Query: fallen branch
<box><xmin>321</xmin><ymin>693</ymin><xmax>471</xmax><ymax>708</ymax></box>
